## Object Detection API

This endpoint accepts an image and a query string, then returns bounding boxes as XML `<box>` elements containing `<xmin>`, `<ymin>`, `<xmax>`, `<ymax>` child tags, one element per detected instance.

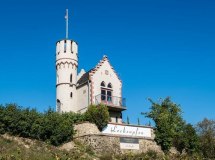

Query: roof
<box><xmin>76</xmin><ymin>69</ymin><xmax>92</xmax><ymax>85</ymax></box>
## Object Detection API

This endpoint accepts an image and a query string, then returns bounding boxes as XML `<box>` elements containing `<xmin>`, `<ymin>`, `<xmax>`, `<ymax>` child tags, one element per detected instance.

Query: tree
<box><xmin>84</xmin><ymin>104</ymin><xmax>109</xmax><ymax>131</ymax></box>
<box><xmin>173</xmin><ymin>123</ymin><xmax>199</xmax><ymax>154</ymax></box>
<box><xmin>197</xmin><ymin>118</ymin><xmax>215</xmax><ymax>159</ymax></box>
<box><xmin>127</xmin><ymin>116</ymin><xmax>130</xmax><ymax>124</ymax></box>
<box><xmin>143</xmin><ymin>97</ymin><xmax>185</xmax><ymax>152</ymax></box>
<box><xmin>138</xmin><ymin>118</ymin><xmax>140</xmax><ymax>125</ymax></box>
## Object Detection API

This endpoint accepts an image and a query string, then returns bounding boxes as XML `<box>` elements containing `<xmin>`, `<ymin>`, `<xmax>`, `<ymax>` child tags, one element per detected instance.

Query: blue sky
<box><xmin>0</xmin><ymin>0</ymin><xmax>214</xmax><ymax>125</ymax></box>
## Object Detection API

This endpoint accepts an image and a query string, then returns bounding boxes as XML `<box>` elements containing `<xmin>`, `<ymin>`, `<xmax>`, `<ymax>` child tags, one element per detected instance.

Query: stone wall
<box><xmin>74</xmin><ymin>122</ymin><xmax>163</xmax><ymax>155</ymax></box>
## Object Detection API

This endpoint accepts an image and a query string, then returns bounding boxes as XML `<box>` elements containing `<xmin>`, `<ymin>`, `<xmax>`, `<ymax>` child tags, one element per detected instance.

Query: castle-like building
<box><xmin>56</xmin><ymin>13</ymin><xmax>126</xmax><ymax>123</ymax></box>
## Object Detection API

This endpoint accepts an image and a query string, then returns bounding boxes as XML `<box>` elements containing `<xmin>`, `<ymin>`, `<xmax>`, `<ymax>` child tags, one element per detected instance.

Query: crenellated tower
<box><xmin>56</xmin><ymin>39</ymin><xmax>78</xmax><ymax>112</ymax></box>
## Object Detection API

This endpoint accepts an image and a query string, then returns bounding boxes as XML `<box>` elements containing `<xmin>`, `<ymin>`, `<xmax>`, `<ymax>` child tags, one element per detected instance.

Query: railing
<box><xmin>95</xmin><ymin>94</ymin><xmax>126</xmax><ymax>108</ymax></box>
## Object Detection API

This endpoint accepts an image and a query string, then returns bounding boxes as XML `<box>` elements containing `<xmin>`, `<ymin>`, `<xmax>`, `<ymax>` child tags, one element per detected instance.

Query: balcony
<box><xmin>95</xmin><ymin>94</ymin><xmax>126</xmax><ymax>111</ymax></box>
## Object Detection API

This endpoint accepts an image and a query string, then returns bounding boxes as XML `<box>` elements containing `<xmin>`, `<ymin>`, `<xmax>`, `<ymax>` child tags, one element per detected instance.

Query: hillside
<box><xmin>0</xmin><ymin>134</ymin><xmax>96</xmax><ymax>160</ymax></box>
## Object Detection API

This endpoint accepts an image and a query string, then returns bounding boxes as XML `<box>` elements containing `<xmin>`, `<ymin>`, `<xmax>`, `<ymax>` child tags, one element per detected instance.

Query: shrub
<box><xmin>0</xmin><ymin>104</ymin><xmax>85</xmax><ymax>146</ymax></box>
<box><xmin>84</xmin><ymin>104</ymin><xmax>109</xmax><ymax>131</ymax></box>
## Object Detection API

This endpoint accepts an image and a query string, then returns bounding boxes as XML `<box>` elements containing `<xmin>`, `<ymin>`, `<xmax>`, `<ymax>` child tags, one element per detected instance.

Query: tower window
<box><xmin>70</xmin><ymin>74</ymin><xmax>72</xmax><ymax>83</ymax></box>
<box><xmin>71</xmin><ymin>41</ymin><xmax>73</xmax><ymax>53</ymax></box>
<box><xmin>70</xmin><ymin>92</ymin><xmax>73</xmax><ymax>98</ymax></box>
<box><xmin>57</xmin><ymin>99</ymin><xmax>61</xmax><ymax>112</ymax></box>
<box><xmin>64</xmin><ymin>41</ymin><xmax>67</xmax><ymax>52</ymax></box>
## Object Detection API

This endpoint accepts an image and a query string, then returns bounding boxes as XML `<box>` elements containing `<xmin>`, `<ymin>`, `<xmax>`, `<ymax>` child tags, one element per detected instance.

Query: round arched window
<box><xmin>101</xmin><ymin>81</ymin><xmax>105</xmax><ymax>87</ymax></box>
<box><xmin>107</xmin><ymin>83</ymin><xmax>112</xmax><ymax>88</ymax></box>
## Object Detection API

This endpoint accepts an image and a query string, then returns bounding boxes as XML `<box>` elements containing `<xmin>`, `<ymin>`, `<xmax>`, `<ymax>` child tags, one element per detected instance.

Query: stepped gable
<box><xmin>77</xmin><ymin>55</ymin><xmax>122</xmax><ymax>87</ymax></box>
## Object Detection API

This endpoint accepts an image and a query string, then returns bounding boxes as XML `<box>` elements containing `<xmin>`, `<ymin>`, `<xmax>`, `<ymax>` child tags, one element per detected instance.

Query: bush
<box><xmin>0</xmin><ymin>104</ymin><xmax>86</xmax><ymax>146</ymax></box>
<box><xmin>84</xmin><ymin>104</ymin><xmax>109</xmax><ymax>131</ymax></box>
<box><xmin>0</xmin><ymin>103</ymin><xmax>109</xmax><ymax>146</ymax></box>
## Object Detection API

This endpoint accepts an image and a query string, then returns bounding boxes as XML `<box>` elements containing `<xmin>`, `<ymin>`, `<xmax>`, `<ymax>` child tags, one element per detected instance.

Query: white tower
<box><xmin>56</xmin><ymin>10</ymin><xmax>78</xmax><ymax>112</ymax></box>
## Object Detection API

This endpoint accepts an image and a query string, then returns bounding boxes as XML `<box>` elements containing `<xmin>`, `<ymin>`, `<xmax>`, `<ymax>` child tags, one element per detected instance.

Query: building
<box><xmin>56</xmin><ymin>11</ymin><xmax>126</xmax><ymax>123</ymax></box>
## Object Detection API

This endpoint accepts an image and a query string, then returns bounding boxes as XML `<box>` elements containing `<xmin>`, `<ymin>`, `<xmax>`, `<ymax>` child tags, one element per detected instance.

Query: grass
<box><xmin>0</xmin><ymin>135</ymin><xmax>96</xmax><ymax>160</ymax></box>
<box><xmin>0</xmin><ymin>135</ymin><xmax>204</xmax><ymax>160</ymax></box>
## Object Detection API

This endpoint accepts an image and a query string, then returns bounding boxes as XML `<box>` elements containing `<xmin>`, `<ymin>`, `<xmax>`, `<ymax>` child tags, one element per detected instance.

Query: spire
<box><xmin>65</xmin><ymin>9</ymin><xmax>69</xmax><ymax>39</ymax></box>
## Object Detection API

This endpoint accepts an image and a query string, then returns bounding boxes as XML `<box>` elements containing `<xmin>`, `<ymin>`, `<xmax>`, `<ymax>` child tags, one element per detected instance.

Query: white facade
<box><xmin>56</xmin><ymin>39</ymin><xmax>126</xmax><ymax>123</ymax></box>
<box><xmin>56</xmin><ymin>40</ymin><xmax>78</xmax><ymax>112</ymax></box>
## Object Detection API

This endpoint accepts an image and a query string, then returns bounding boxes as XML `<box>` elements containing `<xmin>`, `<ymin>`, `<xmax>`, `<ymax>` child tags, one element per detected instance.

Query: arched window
<box><xmin>101</xmin><ymin>81</ymin><xmax>106</xmax><ymax>101</ymax></box>
<box><xmin>107</xmin><ymin>83</ymin><xmax>112</xmax><ymax>88</ymax></box>
<box><xmin>70</xmin><ymin>74</ymin><xmax>72</xmax><ymax>83</ymax></box>
<box><xmin>57</xmin><ymin>99</ymin><xmax>61</xmax><ymax>112</ymax></box>
<box><xmin>70</xmin><ymin>92</ymin><xmax>73</xmax><ymax>98</ymax></box>
<box><xmin>100</xmin><ymin>82</ymin><xmax>113</xmax><ymax>102</ymax></box>
<box><xmin>101</xmin><ymin>81</ymin><xmax>105</xmax><ymax>87</ymax></box>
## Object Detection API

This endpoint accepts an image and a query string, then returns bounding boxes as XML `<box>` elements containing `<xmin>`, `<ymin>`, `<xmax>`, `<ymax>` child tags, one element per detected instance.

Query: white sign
<box><xmin>102</xmin><ymin>124</ymin><xmax>152</xmax><ymax>138</ymax></box>
<box><xmin>120</xmin><ymin>137</ymin><xmax>139</xmax><ymax>150</ymax></box>
<box><xmin>120</xmin><ymin>143</ymin><xmax>139</xmax><ymax>150</ymax></box>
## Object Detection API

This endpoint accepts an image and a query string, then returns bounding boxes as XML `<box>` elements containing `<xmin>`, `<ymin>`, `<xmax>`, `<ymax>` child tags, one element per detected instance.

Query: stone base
<box><xmin>74</xmin><ymin>122</ymin><xmax>163</xmax><ymax>155</ymax></box>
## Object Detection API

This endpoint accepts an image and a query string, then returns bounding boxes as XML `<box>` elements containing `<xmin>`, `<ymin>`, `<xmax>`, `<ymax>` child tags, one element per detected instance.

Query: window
<box><xmin>70</xmin><ymin>92</ymin><xmax>73</xmax><ymax>98</ymax></box>
<box><xmin>101</xmin><ymin>82</ymin><xmax>113</xmax><ymax>103</ymax></box>
<box><xmin>107</xmin><ymin>90</ymin><xmax>112</xmax><ymax>102</ymax></box>
<box><xmin>70</xmin><ymin>74</ymin><xmax>72</xmax><ymax>83</ymax></box>
<box><xmin>101</xmin><ymin>81</ymin><xmax>105</xmax><ymax>87</ymax></box>
<box><xmin>57</xmin><ymin>99</ymin><xmax>61</xmax><ymax>112</ymax></box>
<box><xmin>107</xmin><ymin>83</ymin><xmax>112</xmax><ymax>102</ymax></box>
<box><xmin>64</xmin><ymin>40</ymin><xmax>67</xmax><ymax>52</ymax></box>
<box><xmin>107</xmin><ymin>83</ymin><xmax>112</xmax><ymax>88</ymax></box>
<box><xmin>101</xmin><ymin>81</ymin><xmax>106</xmax><ymax>100</ymax></box>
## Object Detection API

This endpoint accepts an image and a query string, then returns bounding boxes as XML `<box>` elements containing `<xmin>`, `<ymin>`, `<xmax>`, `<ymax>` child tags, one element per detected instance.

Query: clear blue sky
<box><xmin>0</xmin><ymin>0</ymin><xmax>214</xmax><ymax>125</ymax></box>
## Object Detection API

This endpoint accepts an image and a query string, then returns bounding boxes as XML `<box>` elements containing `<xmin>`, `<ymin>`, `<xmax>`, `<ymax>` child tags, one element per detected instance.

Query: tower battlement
<box><xmin>56</xmin><ymin>40</ymin><xmax>78</xmax><ymax>64</ymax></box>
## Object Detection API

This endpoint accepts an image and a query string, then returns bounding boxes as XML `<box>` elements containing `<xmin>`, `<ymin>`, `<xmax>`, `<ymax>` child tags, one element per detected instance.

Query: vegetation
<box><xmin>0</xmin><ymin>134</ymin><xmax>96</xmax><ymax>160</ymax></box>
<box><xmin>143</xmin><ymin>97</ymin><xmax>215</xmax><ymax>159</ymax></box>
<box><xmin>197</xmin><ymin>118</ymin><xmax>215</xmax><ymax>159</ymax></box>
<box><xmin>143</xmin><ymin>97</ymin><xmax>186</xmax><ymax>152</ymax></box>
<box><xmin>85</xmin><ymin>104</ymin><xmax>109</xmax><ymax>131</ymax></box>
<box><xmin>1</xmin><ymin>101</ymin><xmax>215</xmax><ymax>159</ymax></box>
<box><xmin>0</xmin><ymin>103</ymin><xmax>109</xmax><ymax>146</ymax></box>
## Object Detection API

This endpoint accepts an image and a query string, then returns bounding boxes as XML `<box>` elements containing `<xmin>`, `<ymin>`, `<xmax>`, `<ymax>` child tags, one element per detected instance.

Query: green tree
<box><xmin>143</xmin><ymin>97</ymin><xmax>184</xmax><ymax>152</ymax></box>
<box><xmin>84</xmin><ymin>104</ymin><xmax>109</xmax><ymax>131</ymax></box>
<box><xmin>173</xmin><ymin>123</ymin><xmax>199</xmax><ymax>154</ymax></box>
<box><xmin>127</xmin><ymin>116</ymin><xmax>130</xmax><ymax>124</ymax></box>
<box><xmin>197</xmin><ymin>118</ymin><xmax>215</xmax><ymax>159</ymax></box>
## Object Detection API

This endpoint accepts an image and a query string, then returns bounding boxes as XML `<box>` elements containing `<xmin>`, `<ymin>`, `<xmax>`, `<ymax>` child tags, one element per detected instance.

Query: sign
<box><xmin>102</xmin><ymin>124</ymin><xmax>152</xmax><ymax>138</ymax></box>
<box><xmin>120</xmin><ymin>137</ymin><xmax>139</xmax><ymax>150</ymax></box>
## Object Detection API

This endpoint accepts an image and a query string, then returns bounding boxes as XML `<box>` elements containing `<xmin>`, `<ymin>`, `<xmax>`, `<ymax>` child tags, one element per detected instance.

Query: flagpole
<box><xmin>66</xmin><ymin>9</ymin><xmax>69</xmax><ymax>39</ymax></box>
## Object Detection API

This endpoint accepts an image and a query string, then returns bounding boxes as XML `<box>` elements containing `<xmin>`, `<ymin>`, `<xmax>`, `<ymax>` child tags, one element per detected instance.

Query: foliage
<box><xmin>173</xmin><ymin>123</ymin><xmax>200</xmax><ymax>154</ymax></box>
<box><xmin>143</xmin><ymin>97</ymin><xmax>202</xmax><ymax>155</ymax></box>
<box><xmin>0</xmin><ymin>104</ymin><xmax>86</xmax><ymax>146</ymax></box>
<box><xmin>84</xmin><ymin>104</ymin><xmax>109</xmax><ymax>131</ymax></box>
<box><xmin>127</xmin><ymin>116</ymin><xmax>130</xmax><ymax>124</ymax></box>
<box><xmin>197</xmin><ymin>118</ymin><xmax>215</xmax><ymax>159</ymax></box>
<box><xmin>143</xmin><ymin>97</ymin><xmax>185</xmax><ymax>152</ymax></box>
